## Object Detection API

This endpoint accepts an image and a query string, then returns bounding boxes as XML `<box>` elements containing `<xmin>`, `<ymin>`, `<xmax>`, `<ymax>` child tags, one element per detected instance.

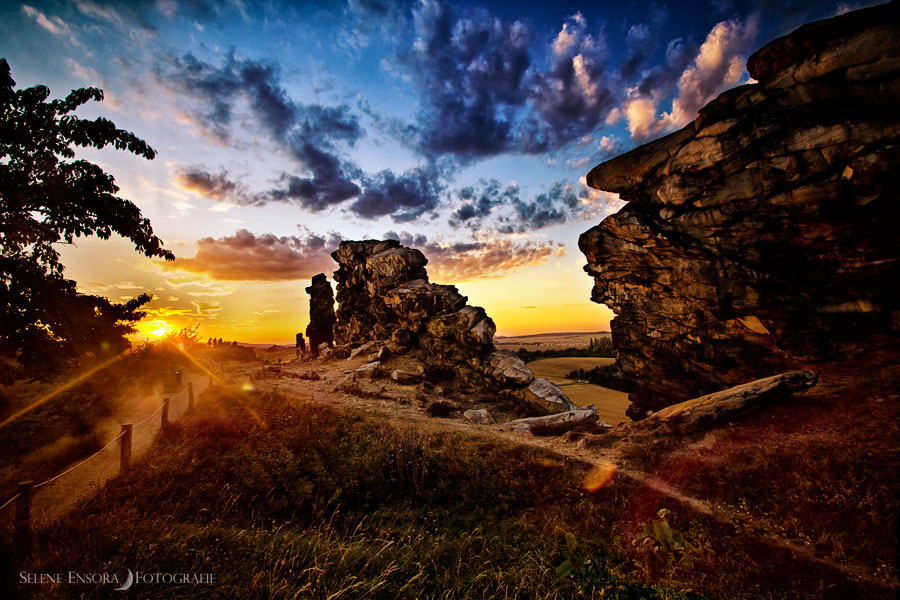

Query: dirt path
<box><xmin>249</xmin><ymin>356</ymin><xmax>890</xmax><ymax>589</ymax></box>
<box><xmin>0</xmin><ymin>371</ymin><xmax>213</xmax><ymax>528</ymax></box>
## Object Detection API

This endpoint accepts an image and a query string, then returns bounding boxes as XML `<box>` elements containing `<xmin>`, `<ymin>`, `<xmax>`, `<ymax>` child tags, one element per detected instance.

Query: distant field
<box><xmin>495</xmin><ymin>331</ymin><xmax>611</xmax><ymax>352</ymax></box>
<box><xmin>526</xmin><ymin>357</ymin><xmax>616</xmax><ymax>377</ymax></box>
<box><xmin>527</xmin><ymin>357</ymin><xmax>629</xmax><ymax>425</ymax></box>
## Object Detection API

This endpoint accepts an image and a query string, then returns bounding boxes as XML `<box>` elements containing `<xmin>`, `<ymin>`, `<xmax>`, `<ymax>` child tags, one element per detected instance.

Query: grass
<box><xmin>7</xmin><ymin>385</ymin><xmax>709</xmax><ymax>600</ymax></box>
<box><xmin>527</xmin><ymin>357</ymin><xmax>630</xmax><ymax>424</ymax></box>
<box><xmin>527</xmin><ymin>357</ymin><xmax>617</xmax><ymax>377</ymax></box>
<box><xmin>5</xmin><ymin>352</ymin><xmax>898</xmax><ymax>599</ymax></box>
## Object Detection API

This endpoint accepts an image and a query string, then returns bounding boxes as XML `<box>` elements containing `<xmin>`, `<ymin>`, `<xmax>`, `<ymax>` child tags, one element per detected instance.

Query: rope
<box><xmin>134</xmin><ymin>401</ymin><xmax>165</xmax><ymax>429</ymax></box>
<box><xmin>0</xmin><ymin>492</ymin><xmax>20</xmax><ymax>514</ymax></box>
<box><xmin>3</xmin><ymin>372</ymin><xmax>205</xmax><ymax>520</ymax></box>
<box><xmin>33</xmin><ymin>430</ymin><xmax>126</xmax><ymax>490</ymax></box>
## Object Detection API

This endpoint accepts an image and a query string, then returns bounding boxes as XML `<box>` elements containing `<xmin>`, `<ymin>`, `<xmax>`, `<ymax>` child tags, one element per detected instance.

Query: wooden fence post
<box><xmin>120</xmin><ymin>424</ymin><xmax>133</xmax><ymax>474</ymax></box>
<box><xmin>187</xmin><ymin>382</ymin><xmax>195</xmax><ymax>412</ymax></box>
<box><xmin>14</xmin><ymin>480</ymin><xmax>34</xmax><ymax>556</ymax></box>
<box><xmin>162</xmin><ymin>396</ymin><xmax>170</xmax><ymax>426</ymax></box>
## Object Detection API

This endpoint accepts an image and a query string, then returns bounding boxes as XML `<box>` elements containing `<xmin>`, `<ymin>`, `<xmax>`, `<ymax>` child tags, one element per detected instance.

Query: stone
<box><xmin>391</xmin><ymin>369</ymin><xmax>425</xmax><ymax>384</ymax></box>
<box><xmin>350</xmin><ymin>341</ymin><xmax>377</xmax><ymax>359</ymax></box>
<box><xmin>328</xmin><ymin>239</ymin><xmax>569</xmax><ymax>413</ymax></box>
<box><xmin>579</xmin><ymin>4</ymin><xmax>900</xmax><ymax>418</ymax></box>
<box><xmin>524</xmin><ymin>378</ymin><xmax>577</xmax><ymax>413</ymax></box>
<box><xmin>484</xmin><ymin>351</ymin><xmax>534</xmax><ymax>386</ymax></box>
<box><xmin>634</xmin><ymin>370</ymin><xmax>818</xmax><ymax>433</ymax></box>
<box><xmin>353</xmin><ymin>361</ymin><xmax>381</xmax><ymax>380</ymax></box>
<box><xmin>504</xmin><ymin>407</ymin><xmax>602</xmax><ymax>433</ymax></box>
<box><xmin>463</xmin><ymin>409</ymin><xmax>495</xmax><ymax>425</ymax></box>
<box><xmin>305</xmin><ymin>273</ymin><xmax>336</xmax><ymax>358</ymax></box>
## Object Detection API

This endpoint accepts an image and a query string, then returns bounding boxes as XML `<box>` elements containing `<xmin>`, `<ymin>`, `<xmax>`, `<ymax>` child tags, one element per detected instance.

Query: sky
<box><xmin>0</xmin><ymin>0</ymin><xmax>872</xmax><ymax>343</ymax></box>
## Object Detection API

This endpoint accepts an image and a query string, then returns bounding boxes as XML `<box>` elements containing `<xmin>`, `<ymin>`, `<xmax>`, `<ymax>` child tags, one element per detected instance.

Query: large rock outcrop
<box><xmin>579</xmin><ymin>3</ymin><xmax>900</xmax><ymax>419</ymax></box>
<box><xmin>330</xmin><ymin>240</ymin><xmax>575</xmax><ymax>413</ymax></box>
<box><xmin>305</xmin><ymin>273</ymin><xmax>336</xmax><ymax>357</ymax></box>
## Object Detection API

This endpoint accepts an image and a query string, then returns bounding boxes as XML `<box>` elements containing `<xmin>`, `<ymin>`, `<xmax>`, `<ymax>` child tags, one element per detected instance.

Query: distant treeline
<box><xmin>565</xmin><ymin>364</ymin><xmax>633</xmax><ymax>393</ymax></box>
<box><xmin>514</xmin><ymin>336</ymin><xmax>616</xmax><ymax>361</ymax></box>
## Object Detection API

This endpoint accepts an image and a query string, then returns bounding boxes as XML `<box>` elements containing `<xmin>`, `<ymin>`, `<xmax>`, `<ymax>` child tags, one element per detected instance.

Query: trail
<box><xmin>255</xmin><ymin>356</ymin><xmax>893</xmax><ymax>591</ymax></box>
<box><xmin>0</xmin><ymin>371</ymin><xmax>213</xmax><ymax>528</ymax></box>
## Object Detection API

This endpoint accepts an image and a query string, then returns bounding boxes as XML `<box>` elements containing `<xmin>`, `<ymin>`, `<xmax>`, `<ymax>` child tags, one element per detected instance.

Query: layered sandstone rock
<box><xmin>580</xmin><ymin>3</ymin><xmax>900</xmax><ymax>419</ymax></box>
<box><xmin>305</xmin><ymin>273</ymin><xmax>336</xmax><ymax>357</ymax></box>
<box><xmin>330</xmin><ymin>239</ymin><xmax>572</xmax><ymax>412</ymax></box>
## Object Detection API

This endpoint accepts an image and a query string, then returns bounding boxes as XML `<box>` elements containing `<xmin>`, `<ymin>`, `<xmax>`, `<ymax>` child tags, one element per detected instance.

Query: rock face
<box><xmin>579</xmin><ymin>3</ymin><xmax>900</xmax><ymax>419</ymax></box>
<box><xmin>330</xmin><ymin>239</ymin><xmax>568</xmax><ymax>412</ymax></box>
<box><xmin>305</xmin><ymin>273</ymin><xmax>336</xmax><ymax>357</ymax></box>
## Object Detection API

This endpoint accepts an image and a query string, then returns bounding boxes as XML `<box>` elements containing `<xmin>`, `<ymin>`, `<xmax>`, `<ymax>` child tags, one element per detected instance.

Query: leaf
<box><xmin>555</xmin><ymin>559</ymin><xmax>574</xmax><ymax>579</ymax></box>
<box><xmin>565</xmin><ymin>532</ymin><xmax>578</xmax><ymax>552</ymax></box>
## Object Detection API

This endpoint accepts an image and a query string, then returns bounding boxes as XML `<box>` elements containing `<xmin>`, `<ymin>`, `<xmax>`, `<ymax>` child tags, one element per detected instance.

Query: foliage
<box><xmin>632</xmin><ymin>509</ymin><xmax>706</xmax><ymax>582</ymax></box>
<box><xmin>0</xmin><ymin>58</ymin><xmax>173</xmax><ymax>379</ymax></box>
<box><xmin>515</xmin><ymin>336</ymin><xmax>616</xmax><ymax>361</ymax></box>
<box><xmin>566</xmin><ymin>363</ymin><xmax>634</xmax><ymax>393</ymax></box>
<box><xmin>166</xmin><ymin>324</ymin><xmax>202</xmax><ymax>348</ymax></box>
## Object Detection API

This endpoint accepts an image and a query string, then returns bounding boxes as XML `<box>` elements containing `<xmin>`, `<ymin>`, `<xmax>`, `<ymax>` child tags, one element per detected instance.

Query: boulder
<box><xmin>353</xmin><ymin>361</ymin><xmax>381</xmax><ymax>380</ymax></box>
<box><xmin>505</xmin><ymin>406</ymin><xmax>604</xmax><ymax>433</ymax></box>
<box><xmin>463</xmin><ymin>409</ymin><xmax>495</xmax><ymax>425</ymax></box>
<box><xmin>525</xmin><ymin>378</ymin><xmax>577</xmax><ymax>413</ymax></box>
<box><xmin>485</xmin><ymin>351</ymin><xmax>534</xmax><ymax>386</ymax></box>
<box><xmin>635</xmin><ymin>370</ymin><xmax>818</xmax><ymax>433</ymax></box>
<box><xmin>391</xmin><ymin>369</ymin><xmax>425</xmax><ymax>384</ymax></box>
<box><xmin>579</xmin><ymin>3</ymin><xmax>900</xmax><ymax>418</ymax></box>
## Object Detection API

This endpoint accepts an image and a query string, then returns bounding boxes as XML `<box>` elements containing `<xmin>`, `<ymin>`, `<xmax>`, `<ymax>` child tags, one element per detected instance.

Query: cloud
<box><xmin>267</xmin><ymin>145</ymin><xmax>362</xmax><ymax>211</ymax></box>
<box><xmin>341</xmin><ymin>0</ymin><xmax>408</xmax><ymax>51</ymax></box>
<box><xmin>449</xmin><ymin>178</ymin><xmax>616</xmax><ymax>232</ymax></box>
<box><xmin>163</xmin><ymin>52</ymin><xmax>365</xmax><ymax>211</ymax></box>
<box><xmin>528</xmin><ymin>12</ymin><xmax>617</xmax><ymax>147</ymax></box>
<box><xmin>22</xmin><ymin>4</ymin><xmax>82</xmax><ymax>46</ymax></box>
<box><xmin>74</xmin><ymin>0</ymin><xmax>220</xmax><ymax>32</ymax></box>
<box><xmin>660</xmin><ymin>14</ymin><xmax>759</xmax><ymax>130</ymax></box>
<box><xmin>173</xmin><ymin>229</ymin><xmax>342</xmax><ymax>281</ymax></box>
<box><xmin>174</xmin><ymin>166</ymin><xmax>246</xmax><ymax>202</ymax></box>
<box><xmin>400</xmin><ymin>0</ymin><xmax>533</xmax><ymax>159</ymax></box>
<box><xmin>351</xmin><ymin>164</ymin><xmax>444</xmax><ymax>222</ymax></box>
<box><xmin>621</xmin><ymin>15</ymin><xmax>757</xmax><ymax>141</ymax></box>
<box><xmin>382</xmin><ymin>231</ymin><xmax>563</xmax><ymax>282</ymax></box>
<box><xmin>620</xmin><ymin>23</ymin><xmax>654</xmax><ymax>80</ymax></box>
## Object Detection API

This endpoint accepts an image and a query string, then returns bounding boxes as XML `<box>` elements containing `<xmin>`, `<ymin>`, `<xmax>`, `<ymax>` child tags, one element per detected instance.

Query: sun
<box><xmin>140</xmin><ymin>320</ymin><xmax>171</xmax><ymax>338</ymax></box>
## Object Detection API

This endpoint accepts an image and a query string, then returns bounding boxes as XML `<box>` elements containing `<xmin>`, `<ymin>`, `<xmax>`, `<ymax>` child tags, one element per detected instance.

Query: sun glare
<box><xmin>141</xmin><ymin>320</ymin><xmax>171</xmax><ymax>338</ymax></box>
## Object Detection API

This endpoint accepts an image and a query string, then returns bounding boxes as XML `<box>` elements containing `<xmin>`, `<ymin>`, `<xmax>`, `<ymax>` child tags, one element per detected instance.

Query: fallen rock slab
<box><xmin>525</xmin><ymin>378</ymin><xmax>577</xmax><ymax>412</ymax></box>
<box><xmin>463</xmin><ymin>409</ymin><xmax>495</xmax><ymax>425</ymax></box>
<box><xmin>635</xmin><ymin>370</ymin><xmax>818</xmax><ymax>433</ymax></box>
<box><xmin>505</xmin><ymin>406</ymin><xmax>603</xmax><ymax>433</ymax></box>
<box><xmin>391</xmin><ymin>369</ymin><xmax>425</xmax><ymax>384</ymax></box>
<box><xmin>353</xmin><ymin>361</ymin><xmax>381</xmax><ymax>380</ymax></box>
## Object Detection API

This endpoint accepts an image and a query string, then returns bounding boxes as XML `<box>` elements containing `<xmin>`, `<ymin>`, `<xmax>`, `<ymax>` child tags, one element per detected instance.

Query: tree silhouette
<box><xmin>0</xmin><ymin>58</ymin><xmax>174</xmax><ymax>380</ymax></box>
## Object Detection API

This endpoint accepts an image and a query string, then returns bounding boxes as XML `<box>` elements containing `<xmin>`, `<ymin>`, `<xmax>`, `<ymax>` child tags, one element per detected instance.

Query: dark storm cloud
<box><xmin>401</xmin><ymin>0</ymin><xmax>533</xmax><ymax>159</ymax></box>
<box><xmin>448</xmin><ymin>179</ymin><xmax>517</xmax><ymax>226</ymax></box>
<box><xmin>382</xmin><ymin>231</ymin><xmax>563</xmax><ymax>281</ymax></box>
<box><xmin>164</xmin><ymin>52</ymin><xmax>364</xmax><ymax>212</ymax></box>
<box><xmin>449</xmin><ymin>179</ymin><xmax>593</xmax><ymax>233</ymax></box>
<box><xmin>620</xmin><ymin>23</ymin><xmax>654</xmax><ymax>80</ymax></box>
<box><xmin>397</xmin><ymin>2</ymin><xmax>622</xmax><ymax>160</ymax></box>
<box><xmin>174</xmin><ymin>165</ymin><xmax>247</xmax><ymax>202</ymax></box>
<box><xmin>635</xmin><ymin>36</ymin><xmax>700</xmax><ymax>97</ymax></box>
<box><xmin>174</xmin><ymin>228</ymin><xmax>340</xmax><ymax>281</ymax></box>
<box><xmin>528</xmin><ymin>13</ymin><xmax>618</xmax><ymax>146</ymax></box>
<box><xmin>352</xmin><ymin>165</ymin><xmax>443</xmax><ymax>222</ymax></box>
<box><xmin>267</xmin><ymin>145</ymin><xmax>362</xmax><ymax>211</ymax></box>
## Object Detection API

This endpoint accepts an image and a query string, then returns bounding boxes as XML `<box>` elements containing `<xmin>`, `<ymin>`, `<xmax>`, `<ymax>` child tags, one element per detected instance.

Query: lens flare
<box><xmin>583</xmin><ymin>461</ymin><xmax>617</xmax><ymax>492</ymax></box>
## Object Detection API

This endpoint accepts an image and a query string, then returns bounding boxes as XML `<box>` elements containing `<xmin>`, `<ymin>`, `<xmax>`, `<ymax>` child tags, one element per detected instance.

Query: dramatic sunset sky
<box><xmin>1</xmin><ymin>0</ymin><xmax>867</xmax><ymax>342</ymax></box>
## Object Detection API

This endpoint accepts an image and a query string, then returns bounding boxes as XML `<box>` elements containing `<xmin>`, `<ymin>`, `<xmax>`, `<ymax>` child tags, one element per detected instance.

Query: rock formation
<box><xmin>579</xmin><ymin>3</ymin><xmax>900</xmax><ymax>419</ymax></box>
<box><xmin>305</xmin><ymin>273</ymin><xmax>336</xmax><ymax>357</ymax></box>
<box><xmin>329</xmin><ymin>239</ymin><xmax>575</xmax><ymax>413</ymax></box>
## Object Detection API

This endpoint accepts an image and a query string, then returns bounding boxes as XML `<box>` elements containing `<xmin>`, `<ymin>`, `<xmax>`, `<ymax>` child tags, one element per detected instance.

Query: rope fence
<box><xmin>1</xmin><ymin>361</ymin><xmax>225</xmax><ymax>555</ymax></box>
